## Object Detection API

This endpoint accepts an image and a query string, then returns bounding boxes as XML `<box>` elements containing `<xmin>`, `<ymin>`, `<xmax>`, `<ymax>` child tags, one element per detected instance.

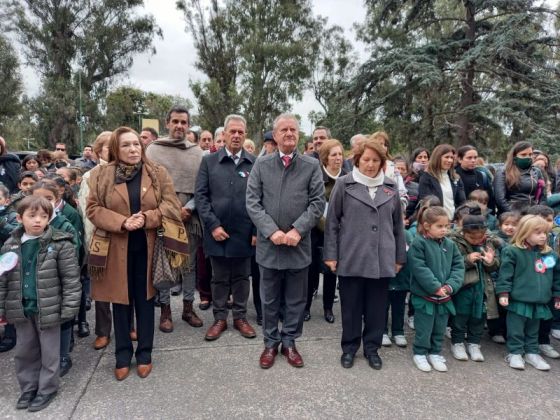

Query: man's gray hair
<box><xmin>273</xmin><ymin>113</ymin><xmax>300</xmax><ymax>131</ymax></box>
<box><xmin>350</xmin><ymin>134</ymin><xmax>367</xmax><ymax>146</ymax></box>
<box><xmin>214</xmin><ymin>127</ymin><xmax>224</xmax><ymax>138</ymax></box>
<box><xmin>223</xmin><ymin>114</ymin><xmax>247</xmax><ymax>129</ymax></box>
<box><xmin>313</xmin><ymin>126</ymin><xmax>331</xmax><ymax>138</ymax></box>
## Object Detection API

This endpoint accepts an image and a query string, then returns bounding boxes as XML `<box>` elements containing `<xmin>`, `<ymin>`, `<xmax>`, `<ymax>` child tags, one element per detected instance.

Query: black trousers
<box><xmin>251</xmin><ymin>255</ymin><xmax>262</xmax><ymax>319</ymax></box>
<box><xmin>385</xmin><ymin>290</ymin><xmax>407</xmax><ymax>336</ymax></box>
<box><xmin>210</xmin><ymin>256</ymin><xmax>251</xmax><ymax>320</ymax></box>
<box><xmin>113</xmin><ymin>243</ymin><xmax>154</xmax><ymax>368</ymax></box>
<box><xmin>339</xmin><ymin>276</ymin><xmax>389</xmax><ymax>356</ymax></box>
<box><xmin>305</xmin><ymin>260</ymin><xmax>336</xmax><ymax>311</ymax></box>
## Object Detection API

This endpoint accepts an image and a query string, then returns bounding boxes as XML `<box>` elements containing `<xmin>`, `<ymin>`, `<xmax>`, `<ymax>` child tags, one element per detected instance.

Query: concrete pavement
<box><xmin>1</xmin><ymin>292</ymin><xmax>559</xmax><ymax>419</ymax></box>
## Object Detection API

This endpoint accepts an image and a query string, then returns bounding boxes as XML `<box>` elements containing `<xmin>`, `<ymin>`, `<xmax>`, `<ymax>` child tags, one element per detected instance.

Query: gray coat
<box><xmin>323</xmin><ymin>173</ymin><xmax>407</xmax><ymax>279</ymax></box>
<box><xmin>0</xmin><ymin>226</ymin><xmax>81</xmax><ymax>329</ymax></box>
<box><xmin>246</xmin><ymin>151</ymin><xmax>325</xmax><ymax>270</ymax></box>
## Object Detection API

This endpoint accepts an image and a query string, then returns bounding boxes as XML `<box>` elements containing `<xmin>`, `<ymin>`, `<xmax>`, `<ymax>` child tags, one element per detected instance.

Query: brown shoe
<box><xmin>159</xmin><ymin>304</ymin><xmax>174</xmax><ymax>333</ymax></box>
<box><xmin>137</xmin><ymin>363</ymin><xmax>152</xmax><ymax>379</ymax></box>
<box><xmin>114</xmin><ymin>367</ymin><xmax>130</xmax><ymax>381</ymax></box>
<box><xmin>93</xmin><ymin>336</ymin><xmax>110</xmax><ymax>350</ymax></box>
<box><xmin>182</xmin><ymin>300</ymin><xmax>203</xmax><ymax>328</ymax></box>
<box><xmin>129</xmin><ymin>329</ymin><xmax>137</xmax><ymax>341</ymax></box>
<box><xmin>281</xmin><ymin>345</ymin><xmax>304</xmax><ymax>367</ymax></box>
<box><xmin>259</xmin><ymin>347</ymin><xmax>278</xmax><ymax>369</ymax></box>
<box><xmin>233</xmin><ymin>318</ymin><xmax>256</xmax><ymax>338</ymax></box>
<box><xmin>204</xmin><ymin>320</ymin><xmax>227</xmax><ymax>341</ymax></box>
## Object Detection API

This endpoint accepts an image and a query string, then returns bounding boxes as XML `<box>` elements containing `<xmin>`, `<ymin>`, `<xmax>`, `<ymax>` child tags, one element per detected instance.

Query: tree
<box><xmin>0</xmin><ymin>34</ymin><xmax>23</xmax><ymax>131</ymax></box>
<box><xmin>352</xmin><ymin>0</ymin><xmax>560</xmax><ymax>158</ymax></box>
<box><xmin>178</xmin><ymin>0</ymin><xmax>320</xmax><ymax>142</ymax></box>
<box><xmin>7</xmin><ymin>0</ymin><xmax>161</xmax><ymax>151</ymax></box>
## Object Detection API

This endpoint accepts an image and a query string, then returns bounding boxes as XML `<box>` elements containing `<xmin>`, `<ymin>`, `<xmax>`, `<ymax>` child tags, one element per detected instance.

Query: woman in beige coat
<box><xmin>87</xmin><ymin>127</ymin><xmax>186</xmax><ymax>381</ymax></box>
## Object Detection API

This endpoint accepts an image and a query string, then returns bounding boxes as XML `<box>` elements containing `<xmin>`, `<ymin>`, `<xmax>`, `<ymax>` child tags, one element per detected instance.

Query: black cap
<box><xmin>263</xmin><ymin>131</ymin><xmax>276</xmax><ymax>144</ymax></box>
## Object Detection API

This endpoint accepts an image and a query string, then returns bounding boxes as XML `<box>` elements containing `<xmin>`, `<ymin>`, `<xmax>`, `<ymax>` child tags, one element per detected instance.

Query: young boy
<box><xmin>525</xmin><ymin>205</ymin><xmax>560</xmax><ymax>359</ymax></box>
<box><xmin>468</xmin><ymin>189</ymin><xmax>497</xmax><ymax>231</ymax></box>
<box><xmin>8</xmin><ymin>171</ymin><xmax>38</xmax><ymax>213</ymax></box>
<box><xmin>0</xmin><ymin>184</ymin><xmax>19</xmax><ymax>353</ymax></box>
<box><xmin>0</xmin><ymin>196</ymin><xmax>81</xmax><ymax>412</ymax></box>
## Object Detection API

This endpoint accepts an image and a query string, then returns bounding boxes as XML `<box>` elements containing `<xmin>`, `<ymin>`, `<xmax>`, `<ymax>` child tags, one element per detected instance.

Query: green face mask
<box><xmin>513</xmin><ymin>156</ymin><xmax>532</xmax><ymax>170</ymax></box>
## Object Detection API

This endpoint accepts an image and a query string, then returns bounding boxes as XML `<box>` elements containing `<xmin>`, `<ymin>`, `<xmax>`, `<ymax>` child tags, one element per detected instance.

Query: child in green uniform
<box><xmin>524</xmin><ymin>205</ymin><xmax>560</xmax><ymax>359</ymax></box>
<box><xmin>449</xmin><ymin>210</ymin><xmax>500</xmax><ymax>362</ymax></box>
<box><xmin>0</xmin><ymin>196</ymin><xmax>80</xmax><ymax>412</ymax></box>
<box><xmin>408</xmin><ymin>206</ymin><xmax>465</xmax><ymax>372</ymax></box>
<box><xmin>31</xmin><ymin>180</ymin><xmax>80</xmax><ymax>378</ymax></box>
<box><xmin>496</xmin><ymin>214</ymin><xmax>560</xmax><ymax>371</ymax></box>
<box><xmin>468</xmin><ymin>189</ymin><xmax>498</xmax><ymax>231</ymax></box>
<box><xmin>8</xmin><ymin>171</ymin><xmax>38</xmax><ymax>213</ymax></box>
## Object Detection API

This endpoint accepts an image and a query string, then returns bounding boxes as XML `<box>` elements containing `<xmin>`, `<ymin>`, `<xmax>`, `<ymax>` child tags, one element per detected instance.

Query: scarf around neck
<box><xmin>352</xmin><ymin>166</ymin><xmax>385</xmax><ymax>200</ymax></box>
<box><xmin>116</xmin><ymin>162</ymin><xmax>142</xmax><ymax>184</ymax></box>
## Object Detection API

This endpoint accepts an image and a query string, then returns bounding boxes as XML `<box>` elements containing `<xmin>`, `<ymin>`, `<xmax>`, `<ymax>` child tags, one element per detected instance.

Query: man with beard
<box><xmin>145</xmin><ymin>106</ymin><xmax>203</xmax><ymax>332</ymax></box>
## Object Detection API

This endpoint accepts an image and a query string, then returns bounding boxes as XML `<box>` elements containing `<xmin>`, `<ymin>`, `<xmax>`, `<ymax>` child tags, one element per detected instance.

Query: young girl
<box><xmin>449</xmin><ymin>210</ymin><xmax>500</xmax><ymax>362</ymax></box>
<box><xmin>408</xmin><ymin>206</ymin><xmax>465</xmax><ymax>372</ymax></box>
<box><xmin>31</xmin><ymin>180</ymin><xmax>80</xmax><ymax>377</ymax></box>
<box><xmin>496</xmin><ymin>214</ymin><xmax>560</xmax><ymax>371</ymax></box>
<box><xmin>0</xmin><ymin>196</ymin><xmax>80</xmax><ymax>411</ymax></box>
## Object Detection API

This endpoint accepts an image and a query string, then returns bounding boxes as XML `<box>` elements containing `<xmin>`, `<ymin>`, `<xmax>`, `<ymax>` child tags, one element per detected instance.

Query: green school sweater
<box><xmin>390</xmin><ymin>229</ymin><xmax>413</xmax><ymax>291</ymax></box>
<box><xmin>21</xmin><ymin>238</ymin><xmax>40</xmax><ymax>316</ymax></box>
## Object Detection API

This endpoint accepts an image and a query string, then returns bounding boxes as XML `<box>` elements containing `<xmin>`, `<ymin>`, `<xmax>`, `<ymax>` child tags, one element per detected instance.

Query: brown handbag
<box><xmin>152</xmin><ymin>227</ymin><xmax>180</xmax><ymax>291</ymax></box>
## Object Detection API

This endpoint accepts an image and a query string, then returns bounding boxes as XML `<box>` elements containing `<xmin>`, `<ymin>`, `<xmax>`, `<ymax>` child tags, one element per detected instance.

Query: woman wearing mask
<box><xmin>493</xmin><ymin>141</ymin><xmax>545</xmax><ymax>214</ymax></box>
<box><xmin>455</xmin><ymin>145</ymin><xmax>496</xmax><ymax>213</ymax></box>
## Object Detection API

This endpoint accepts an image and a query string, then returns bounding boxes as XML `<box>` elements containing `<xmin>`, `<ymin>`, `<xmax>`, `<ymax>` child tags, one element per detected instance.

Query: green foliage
<box><xmin>0</xmin><ymin>35</ymin><xmax>23</xmax><ymax>131</ymax></box>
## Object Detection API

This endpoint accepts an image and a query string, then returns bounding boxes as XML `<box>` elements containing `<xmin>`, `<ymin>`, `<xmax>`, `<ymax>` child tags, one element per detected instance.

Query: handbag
<box><xmin>152</xmin><ymin>227</ymin><xmax>180</xmax><ymax>291</ymax></box>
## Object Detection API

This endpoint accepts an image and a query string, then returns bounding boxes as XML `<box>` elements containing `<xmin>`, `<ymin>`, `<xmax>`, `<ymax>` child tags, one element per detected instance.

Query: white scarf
<box><xmin>352</xmin><ymin>166</ymin><xmax>385</xmax><ymax>200</ymax></box>
<box><xmin>323</xmin><ymin>166</ymin><xmax>341</xmax><ymax>180</ymax></box>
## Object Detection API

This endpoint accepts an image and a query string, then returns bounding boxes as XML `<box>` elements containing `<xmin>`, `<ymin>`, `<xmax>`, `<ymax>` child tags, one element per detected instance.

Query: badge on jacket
<box><xmin>238</xmin><ymin>171</ymin><xmax>249</xmax><ymax>178</ymax></box>
<box><xmin>535</xmin><ymin>258</ymin><xmax>546</xmax><ymax>273</ymax></box>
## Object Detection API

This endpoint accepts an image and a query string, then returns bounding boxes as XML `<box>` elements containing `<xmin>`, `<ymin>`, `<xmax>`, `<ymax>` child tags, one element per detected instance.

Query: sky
<box><xmin>20</xmin><ymin>0</ymin><xmax>368</xmax><ymax>134</ymax></box>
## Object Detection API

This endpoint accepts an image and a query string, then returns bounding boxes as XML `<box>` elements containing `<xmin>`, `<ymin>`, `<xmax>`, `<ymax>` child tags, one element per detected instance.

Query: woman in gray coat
<box><xmin>324</xmin><ymin>140</ymin><xmax>406</xmax><ymax>370</ymax></box>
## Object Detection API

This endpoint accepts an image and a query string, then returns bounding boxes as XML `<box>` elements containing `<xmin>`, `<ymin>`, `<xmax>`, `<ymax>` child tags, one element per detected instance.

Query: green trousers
<box><xmin>413</xmin><ymin>309</ymin><xmax>449</xmax><ymax>356</ymax></box>
<box><xmin>451</xmin><ymin>314</ymin><xmax>485</xmax><ymax>344</ymax></box>
<box><xmin>506</xmin><ymin>311</ymin><xmax>540</xmax><ymax>355</ymax></box>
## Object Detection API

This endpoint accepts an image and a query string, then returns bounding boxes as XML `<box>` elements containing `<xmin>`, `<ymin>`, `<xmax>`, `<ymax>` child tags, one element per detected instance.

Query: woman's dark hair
<box><xmin>22</xmin><ymin>154</ymin><xmax>39</xmax><ymax>170</ymax></box>
<box><xmin>410</xmin><ymin>147</ymin><xmax>430</xmax><ymax>165</ymax></box>
<box><xmin>456</xmin><ymin>145</ymin><xmax>477</xmax><ymax>160</ymax></box>
<box><xmin>504</xmin><ymin>141</ymin><xmax>533</xmax><ymax>189</ymax></box>
<box><xmin>427</xmin><ymin>144</ymin><xmax>459</xmax><ymax>180</ymax></box>
<box><xmin>16</xmin><ymin>195</ymin><xmax>53</xmax><ymax>219</ymax></box>
<box><xmin>454</xmin><ymin>201</ymin><xmax>482</xmax><ymax>224</ymax></box>
<box><xmin>462</xmin><ymin>213</ymin><xmax>487</xmax><ymax>232</ymax></box>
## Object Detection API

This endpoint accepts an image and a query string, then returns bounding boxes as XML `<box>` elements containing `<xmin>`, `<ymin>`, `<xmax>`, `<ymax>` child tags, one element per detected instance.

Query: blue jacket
<box><xmin>196</xmin><ymin>148</ymin><xmax>256</xmax><ymax>258</ymax></box>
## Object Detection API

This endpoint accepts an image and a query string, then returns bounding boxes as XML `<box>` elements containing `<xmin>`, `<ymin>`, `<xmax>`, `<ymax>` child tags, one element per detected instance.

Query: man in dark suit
<box><xmin>195</xmin><ymin>114</ymin><xmax>257</xmax><ymax>341</ymax></box>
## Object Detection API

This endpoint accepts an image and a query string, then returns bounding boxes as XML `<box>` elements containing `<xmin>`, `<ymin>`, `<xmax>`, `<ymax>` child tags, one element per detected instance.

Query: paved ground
<box><xmin>1</xmin><ymin>290</ymin><xmax>559</xmax><ymax>419</ymax></box>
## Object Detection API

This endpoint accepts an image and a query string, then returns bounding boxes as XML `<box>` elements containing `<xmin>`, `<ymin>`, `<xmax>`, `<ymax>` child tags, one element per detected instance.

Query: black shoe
<box><xmin>85</xmin><ymin>297</ymin><xmax>92</xmax><ymax>311</ymax></box>
<box><xmin>340</xmin><ymin>353</ymin><xmax>354</xmax><ymax>369</ymax></box>
<box><xmin>324</xmin><ymin>309</ymin><xmax>335</xmax><ymax>323</ymax></box>
<box><xmin>256</xmin><ymin>315</ymin><xmax>263</xmax><ymax>326</ymax></box>
<box><xmin>28</xmin><ymin>391</ymin><xmax>57</xmax><ymax>412</ymax></box>
<box><xmin>171</xmin><ymin>290</ymin><xmax>181</xmax><ymax>296</ymax></box>
<box><xmin>59</xmin><ymin>357</ymin><xmax>72</xmax><ymax>377</ymax></box>
<box><xmin>16</xmin><ymin>390</ymin><xmax>37</xmax><ymax>410</ymax></box>
<box><xmin>366</xmin><ymin>353</ymin><xmax>382</xmax><ymax>370</ymax></box>
<box><xmin>303</xmin><ymin>310</ymin><xmax>311</xmax><ymax>322</ymax></box>
<box><xmin>77</xmin><ymin>321</ymin><xmax>90</xmax><ymax>338</ymax></box>
<box><xmin>0</xmin><ymin>336</ymin><xmax>16</xmax><ymax>352</ymax></box>
<box><xmin>198</xmin><ymin>301</ymin><xmax>211</xmax><ymax>310</ymax></box>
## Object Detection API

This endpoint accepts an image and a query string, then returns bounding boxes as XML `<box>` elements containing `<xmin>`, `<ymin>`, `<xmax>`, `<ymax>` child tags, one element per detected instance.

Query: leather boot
<box><xmin>182</xmin><ymin>300</ymin><xmax>203</xmax><ymax>327</ymax></box>
<box><xmin>159</xmin><ymin>304</ymin><xmax>174</xmax><ymax>333</ymax></box>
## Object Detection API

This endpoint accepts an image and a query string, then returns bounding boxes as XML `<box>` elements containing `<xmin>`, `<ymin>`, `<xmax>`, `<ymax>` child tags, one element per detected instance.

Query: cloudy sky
<box><xmin>21</xmin><ymin>0</ymin><xmax>368</xmax><ymax>134</ymax></box>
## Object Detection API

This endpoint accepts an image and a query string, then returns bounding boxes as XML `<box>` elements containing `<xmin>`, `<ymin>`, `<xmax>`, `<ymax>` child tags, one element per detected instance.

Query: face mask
<box><xmin>0</xmin><ymin>206</ymin><xmax>5</xmax><ymax>212</ymax></box>
<box><xmin>513</xmin><ymin>156</ymin><xmax>532</xmax><ymax>170</ymax></box>
<box><xmin>412</xmin><ymin>162</ymin><xmax>426</xmax><ymax>173</ymax></box>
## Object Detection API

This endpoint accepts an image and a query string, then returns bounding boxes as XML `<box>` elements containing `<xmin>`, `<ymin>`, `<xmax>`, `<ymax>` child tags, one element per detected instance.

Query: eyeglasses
<box><xmin>55</xmin><ymin>148</ymin><xmax>66</xmax><ymax>151</ymax></box>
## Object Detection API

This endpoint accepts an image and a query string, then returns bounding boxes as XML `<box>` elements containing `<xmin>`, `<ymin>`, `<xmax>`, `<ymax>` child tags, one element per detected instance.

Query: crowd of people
<box><xmin>0</xmin><ymin>106</ymin><xmax>559</xmax><ymax>412</ymax></box>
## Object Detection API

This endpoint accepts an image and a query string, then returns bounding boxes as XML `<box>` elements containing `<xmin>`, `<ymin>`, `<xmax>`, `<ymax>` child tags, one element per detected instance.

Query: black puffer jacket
<box><xmin>493</xmin><ymin>166</ymin><xmax>544</xmax><ymax>214</ymax></box>
<box><xmin>0</xmin><ymin>154</ymin><xmax>21</xmax><ymax>194</ymax></box>
<box><xmin>0</xmin><ymin>226</ymin><xmax>81</xmax><ymax>329</ymax></box>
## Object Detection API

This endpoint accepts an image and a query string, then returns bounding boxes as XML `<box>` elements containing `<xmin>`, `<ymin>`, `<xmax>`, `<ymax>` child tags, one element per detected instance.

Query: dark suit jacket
<box><xmin>418</xmin><ymin>171</ymin><xmax>466</xmax><ymax>210</ymax></box>
<box><xmin>195</xmin><ymin>148</ymin><xmax>255</xmax><ymax>258</ymax></box>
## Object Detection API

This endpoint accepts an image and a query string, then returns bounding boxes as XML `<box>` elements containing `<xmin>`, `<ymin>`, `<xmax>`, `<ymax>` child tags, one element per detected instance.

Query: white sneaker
<box><xmin>491</xmin><ymin>335</ymin><xmax>506</xmax><ymax>344</ymax></box>
<box><xmin>407</xmin><ymin>316</ymin><xmax>415</xmax><ymax>330</ymax></box>
<box><xmin>524</xmin><ymin>353</ymin><xmax>551</xmax><ymax>371</ymax></box>
<box><xmin>539</xmin><ymin>344</ymin><xmax>560</xmax><ymax>359</ymax></box>
<box><xmin>466</xmin><ymin>343</ymin><xmax>485</xmax><ymax>362</ymax></box>
<box><xmin>393</xmin><ymin>335</ymin><xmax>407</xmax><ymax>347</ymax></box>
<box><xmin>451</xmin><ymin>343</ymin><xmax>469</xmax><ymax>361</ymax></box>
<box><xmin>506</xmin><ymin>353</ymin><xmax>525</xmax><ymax>370</ymax></box>
<box><xmin>551</xmin><ymin>329</ymin><xmax>560</xmax><ymax>340</ymax></box>
<box><xmin>427</xmin><ymin>354</ymin><xmax>448</xmax><ymax>372</ymax></box>
<box><xmin>382</xmin><ymin>334</ymin><xmax>392</xmax><ymax>347</ymax></box>
<box><xmin>413</xmin><ymin>355</ymin><xmax>431</xmax><ymax>372</ymax></box>
<box><xmin>445</xmin><ymin>326</ymin><xmax>452</xmax><ymax>339</ymax></box>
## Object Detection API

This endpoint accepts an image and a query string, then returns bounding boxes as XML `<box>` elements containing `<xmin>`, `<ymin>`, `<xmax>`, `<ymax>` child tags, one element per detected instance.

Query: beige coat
<box><xmin>86</xmin><ymin>163</ymin><xmax>179</xmax><ymax>305</ymax></box>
